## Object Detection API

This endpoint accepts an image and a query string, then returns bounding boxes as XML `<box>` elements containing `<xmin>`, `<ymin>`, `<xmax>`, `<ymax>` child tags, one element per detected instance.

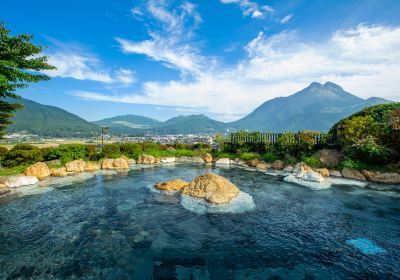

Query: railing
<box><xmin>227</xmin><ymin>132</ymin><xmax>337</xmax><ymax>147</ymax></box>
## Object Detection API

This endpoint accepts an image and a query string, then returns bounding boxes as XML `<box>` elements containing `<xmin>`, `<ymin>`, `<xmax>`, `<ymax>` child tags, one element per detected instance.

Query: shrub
<box><xmin>297</xmin><ymin>130</ymin><xmax>319</xmax><ymax>154</ymax></box>
<box><xmin>192</xmin><ymin>143</ymin><xmax>211</xmax><ymax>151</ymax></box>
<box><xmin>212</xmin><ymin>151</ymin><xmax>234</xmax><ymax>159</ymax></box>
<box><xmin>102</xmin><ymin>144</ymin><xmax>121</xmax><ymax>158</ymax></box>
<box><xmin>120</xmin><ymin>143</ymin><xmax>142</xmax><ymax>159</ymax></box>
<box><xmin>276</xmin><ymin>132</ymin><xmax>297</xmax><ymax>156</ymax></box>
<box><xmin>86</xmin><ymin>144</ymin><xmax>97</xmax><ymax>156</ymax></box>
<box><xmin>345</xmin><ymin>136</ymin><xmax>398</xmax><ymax>164</ymax></box>
<box><xmin>41</xmin><ymin>147</ymin><xmax>57</xmax><ymax>161</ymax></box>
<box><xmin>46</xmin><ymin>144</ymin><xmax>89</xmax><ymax>164</ymax></box>
<box><xmin>85</xmin><ymin>144</ymin><xmax>101</xmax><ymax>161</ymax></box>
<box><xmin>0</xmin><ymin>146</ymin><xmax>9</xmax><ymax>161</ymax></box>
<box><xmin>11</xmin><ymin>144</ymin><xmax>37</xmax><ymax>151</ymax></box>
<box><xmin>329</xmin><ymin>103</ymin><xmax>400</xmax><ymax>165</ymax></box>
<box><xmin>300</xmin><ymin>155</ymin><xmax>320</xmax><ymax>168</ymax></box>
<box><xmin>239</xmin><ymin>152</ymin><xmax>259</xmax><ymax>161</ymax></box>
<box><xmin>261</xmin><ymin>152</ymin><xmax>279</xmax><ymax>162</ymax></box>
<box><xmin>340</xmin><ymin>158</ymin><xmax>362</xmax><ymax>169</ymax></box>
<box><xmin>3</xmin><ymin>145</ymin><xmax>43</xmax><ymax>167</ymax></box>
<box><xmin>139</xmin><ymin>142</ymin><xmax>160</xmax><ymax>151</ymax></box>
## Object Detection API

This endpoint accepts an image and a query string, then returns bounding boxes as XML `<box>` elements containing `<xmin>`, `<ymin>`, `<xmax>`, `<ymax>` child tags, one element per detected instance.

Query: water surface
<box><xmin>1</xmin><ymin>165</ymin><xmax>399</xmax><ymax>279</ymax></box>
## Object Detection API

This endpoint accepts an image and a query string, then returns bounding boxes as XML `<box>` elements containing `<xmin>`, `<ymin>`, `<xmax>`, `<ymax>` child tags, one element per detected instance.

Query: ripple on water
<box><xmin>0</xmin><ymin>164</ymin><xmax>399</xmax><ymax>279</ymax></box>
<box><xmin>180</xmin><ymin>191</ymin><xmax>255</xmax><ymax>214</ymax></box>
<box><xmin>40</xmin><ymin>172</ymin><xmax>96</xmax><ymax>187</ymax></box>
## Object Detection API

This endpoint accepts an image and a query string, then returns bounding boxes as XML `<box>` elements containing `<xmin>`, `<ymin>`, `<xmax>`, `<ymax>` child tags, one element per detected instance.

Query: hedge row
<box><xmin>0</xmin><ymin>142</ymin><xmax>213</xmax><ymax>167</ymax></box>
<box><xmin>222</xmin><ymin>130</ymin><xmax>323</xmax><ymax>158</ymax></box>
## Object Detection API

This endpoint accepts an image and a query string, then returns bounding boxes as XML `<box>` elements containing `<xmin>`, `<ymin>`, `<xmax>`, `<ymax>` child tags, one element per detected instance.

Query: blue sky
<box><xmin>2</xmin><ymin>0</ymin><xmax>400</xmax><ymax>121</ymax></box>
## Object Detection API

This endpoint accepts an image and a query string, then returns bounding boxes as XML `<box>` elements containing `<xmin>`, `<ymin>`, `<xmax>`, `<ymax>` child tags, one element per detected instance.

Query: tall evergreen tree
<box><xmin>0</xmin><ymin>22</ymin><xmax>55</xmax><ymax>137</ymax></box>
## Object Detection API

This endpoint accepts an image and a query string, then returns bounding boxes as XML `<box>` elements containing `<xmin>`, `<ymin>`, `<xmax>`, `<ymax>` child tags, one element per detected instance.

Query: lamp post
<box><xmin>101</xmin><ymin>127</ymin><xmax>109</xmax><ymax>151</ymax></box>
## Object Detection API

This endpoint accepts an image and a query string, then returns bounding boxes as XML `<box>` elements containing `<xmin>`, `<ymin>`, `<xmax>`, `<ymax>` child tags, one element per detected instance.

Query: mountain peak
<box><xmin>323</xmin><ymin>81</ymin><xmax>343</xmax><ymax>90</ymax></box>
<box><xmin>308</xmin><ymin>82</ymin><xmax>322</xmax><ymax>88</ymax></box>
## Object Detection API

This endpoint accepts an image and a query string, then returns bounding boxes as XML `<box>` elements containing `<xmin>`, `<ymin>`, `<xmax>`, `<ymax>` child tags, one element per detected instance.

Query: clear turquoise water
<box><xmin>0</xmin><ymin>165</ymin><xmax>399</xmax><ymax>279</ymax></box>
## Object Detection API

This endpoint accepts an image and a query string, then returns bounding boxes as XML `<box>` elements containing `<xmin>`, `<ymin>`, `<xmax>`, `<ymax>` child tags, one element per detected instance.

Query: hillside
<box><xmin>6</xmin><ymin>98</ymin><xmax>101</xmax><ymax>137</ymax></box>
<box><xmin>4</xmin><ymin>82</ymin><xmax>393</xmax><ymax>137</ymax></box>
<box><xmin>149</xmin><ymin>114</ymin><xmax>229</xmax><ymax>134</ymax></box>
<box><xmin>94</xmin><ymin>115</ymin><xmax>161</xmax><ymax>135</ymax></box>
<box><xmin>231</xmin><ymin>82</ymin><xmax>393</xmax><ymax>132</ymax></box>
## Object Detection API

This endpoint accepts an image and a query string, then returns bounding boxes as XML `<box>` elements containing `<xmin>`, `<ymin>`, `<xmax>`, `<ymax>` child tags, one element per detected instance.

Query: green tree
<box><xmin>0</xmin><ymin>23</ymin><xmax>55</xmax><ymax>137</ymax></box>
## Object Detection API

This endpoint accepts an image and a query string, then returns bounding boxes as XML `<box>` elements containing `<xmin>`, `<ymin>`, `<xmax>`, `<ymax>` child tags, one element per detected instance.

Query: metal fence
<box><xmin>227</xmin><ymin>132</ymin><xmax>337</xmax><ymax>147</ymax></box>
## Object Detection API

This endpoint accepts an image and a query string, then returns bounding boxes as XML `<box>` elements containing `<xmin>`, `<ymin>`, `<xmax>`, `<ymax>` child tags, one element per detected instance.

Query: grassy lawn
<box><xmin>0</xmin><ymin>165</ymin><xmax>26</xmax><ymax>176</ymax></box>
<box><xmin>144</xmin><ymin>148</ymin><xmax>204</xmax><ymax>158</ymax></box>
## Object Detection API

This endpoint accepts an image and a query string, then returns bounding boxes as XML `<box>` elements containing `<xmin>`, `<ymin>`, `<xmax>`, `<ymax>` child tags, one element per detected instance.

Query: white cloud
<box><xmin>116</xmin><ymin>0</ymin><xmax>203</xmax><ymax>76</ymax></box>
<box><xmin>44</xmin><ymin>43</ymin><xmax>136</xmax><ymax>85</ymax></box>
<box><xmin>220</xmin><ymin>0</ymin><xmax>274</xmax><ymax>19</ymax></box>
<box><xmin>251</xmin><ymin>10</ymin><xmax>263</xmax><ymax>18</ymax></box>
<box><xmin>280</xmin><ymin>14</ymin><xmax>293</xmax><ymax>24</ymax></box>
<box><xmin>76</xmin><ymin>24</ymin><xmax>400</xmax><ymax>121</ymax></box>
<box><xmin>115</xmin><ymin>69</ymin><xmax>136</xmax><ymax>85</ymax></box>
<box><xmin>44</xmin><ymin>51</ymin><xmax>114</xmax><ymax>83</ymax></box>
<box><xmin>116</xmin><ymin>36</ymin><xmax>202</xmax><ymax>75</ymax></box>
<box><xmin>131</xmin><ymin>7</ymin><xmax>144</xmax><ymax>18</ymax></box>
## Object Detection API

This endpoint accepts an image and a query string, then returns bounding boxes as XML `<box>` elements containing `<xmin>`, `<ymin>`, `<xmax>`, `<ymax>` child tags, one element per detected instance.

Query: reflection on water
<box><xmin>0</xmin><ymin>165</ymin><xmax>399</xmax><ymax>279</ymax></box>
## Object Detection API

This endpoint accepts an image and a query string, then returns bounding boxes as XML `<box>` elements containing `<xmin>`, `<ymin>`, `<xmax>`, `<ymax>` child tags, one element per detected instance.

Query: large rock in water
<box><xmin>84</xmin><ymin>162</ymin><xmax>101</xmax><ymax>171</ymax></box>
<box><xmin>154</xmin><ymin>179</ymin><xmax>189</xmax><ymax>191</ymax></box>
<box><xmin>65</xmin><ymin>159</ymin><xmax>86</xmax><ymax>172</ymax></box>
<box><xmin>50</xmin><ymin>167</ymin><xmax>67</xmax><ymax>177</ymax></box>
<box><xmin>160</xmin><ymin>157</ymin><xmax>176</xmax><ymax>163</ymax></box>
<box><xmin>102</xmin><ymin>157</ymin><xmax>129</xmax><ymax>169</ymax></box>
<box><xmin>297</xmin><ymin>170</ymin><xmax>326</xmax><ymax>183</ymax></box>
<box><xmin>293</xmin><ymin>162</ymin><xmax>312</xmax><ymax>174</ymax></box>
<box><xmin>215</xmin><ymin>158</ymin><xmax>230</xmax><ymax>165</ymax></box>
<box><xmin>0</xmin><ymin>176</ymin><xmax>39</xmax><ymax>188</ymax></box>
<box><xmin>315</xmin><ymin>168</ymin><xmax>330</xmax><ymax>177</ymax></box>
<box><xmin>24</xmin><ymin>162</ymin><xmax>50</xmax><ymax>179</ymax></box>
<box><xmin>114</xmin><ymin>157</ymin><xmax>129</xmax><ymax>169</ymax></box>
<box><xmin>256</xmin><ymin>162</ymin><xmax>271</xmax><ymax>171</ymax></box>
<box><xmin>176</xmin><ymin>156</ymin><xmax>204</xmax><ymax>164</ymax></box>
<box><xmin>342</xmin><ymin>168</ymin><xmax>366</xmax><ymax>181</ymax></box>
<box><xmin>246</xmin><ymin>159</ymin><xmax>260</xmax><ymax>167</ymax></box>
<box><xmin>137</xmin><ymin>154</ymin><xmax>156</xmax><ymax>164</ymax></box>
<box><xmin>203</xmin><ymin>153</ymin><xmax>213</xmax><ymax>164</ymax></box>
<box><xmin>182</xmin><ymin>173</ymin><xmax>240</xmax><ymax>204</ymax></box>
<box><xmin>370</xmin><ymin>173</ymin><xmax>400</xmax><ymax>184</ymax></box>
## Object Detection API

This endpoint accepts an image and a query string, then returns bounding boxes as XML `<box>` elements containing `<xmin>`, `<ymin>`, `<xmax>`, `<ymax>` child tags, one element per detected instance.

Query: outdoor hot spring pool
<box><xmin>0</xmin><ymin>165</ymin><xmax>399</xmax><ymax>279</ymax></box>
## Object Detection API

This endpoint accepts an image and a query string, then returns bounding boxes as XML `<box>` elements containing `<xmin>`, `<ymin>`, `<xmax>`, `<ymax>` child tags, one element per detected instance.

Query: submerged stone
<box><xmin>284</xmin><ymin>175</ymin><xmax>331</xmax><ymax>190</ymax></box>
<box><xmin>327</xmin><ymin>177</ymin><xmax>368</xmax><ymax>188</ymax></box>
<box><xmin>297</xmin><ymin>170</ymin><xmax>326</xmax><ymax>182</ymax></box>
<box><xmin>346</xmin><ymin>238</ymin><xmax>386</xmax><ymax>254</ymax></box>
<box><xmin>160</xmin><ymin>157</ymin><xmax>176</xmax><ymax>163</ymax></box>
<box><xmin>293</xmin><ymin>162</ymin><xmax>312</xmax><ymax>174</ymax></box>
<box><xmin>215</xmin><ymin>158</ymin><xmax>230</xmax><ymax>165</ymax></box>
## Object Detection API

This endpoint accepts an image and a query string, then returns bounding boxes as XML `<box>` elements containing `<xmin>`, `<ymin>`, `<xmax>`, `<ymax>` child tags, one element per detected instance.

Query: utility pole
<box><xmin>101</xmin><ymin>127</ymin><xmax>109</xmax><ymax>151</ymax></box>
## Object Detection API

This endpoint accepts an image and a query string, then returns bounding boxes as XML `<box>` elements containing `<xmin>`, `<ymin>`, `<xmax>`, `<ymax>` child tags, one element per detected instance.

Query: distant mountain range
<box><xmin>94</xmin><ymin>114</ymin><xmax>229</xmax><ymax>135</ymax></box>
<box><xmin>4</xmin><ymin>82</ymin><xmax>395</xmax><ymax>136</ymax></box>
<box><xmin>94</xmin><ymin>115</ymin><xmax>162</xmax><ymax>135</ymax></box>
<box><xmin>6</xmin><ymin>98</ymin><xmax>100</xmax><ymax>137</ymax></box>
<box><xmin>230</xmin><ymin>82</ymin><xmax>393</xmax><ymax>132</ymax></box>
